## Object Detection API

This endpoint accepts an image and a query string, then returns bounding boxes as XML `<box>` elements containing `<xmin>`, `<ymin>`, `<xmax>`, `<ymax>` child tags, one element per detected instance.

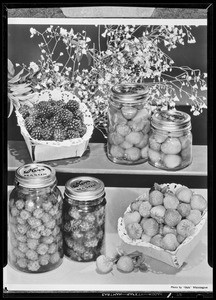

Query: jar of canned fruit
<box><xmin>107</xmin><ymin>83</ymin><xmax>151</xmax><ymax>164</ymax></box>
<box><xmin>8</xmin><ymin>163</ymin><xmax>63</xmax><ymax>273</ymax></box>
<box><xmin>148</xmin><ymin>110</ymin><xmax>192</xmax><ymax>170</ymax></box>
<box><xmin>63</xmin><ymin>176</ymin><xmax>106</xmax><ymax>262</ymax></box>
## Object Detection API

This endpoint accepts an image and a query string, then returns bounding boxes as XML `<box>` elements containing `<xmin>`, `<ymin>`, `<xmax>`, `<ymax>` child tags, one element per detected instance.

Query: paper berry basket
<box><xmin>117</xmin><ymin>183</ymin><xmax>207</xmax><ymax>269</ymax></box>
<box><xmin>15</xmin><ymin>89</ymin><xmax>94</xmax><ymax>162</ymax></box>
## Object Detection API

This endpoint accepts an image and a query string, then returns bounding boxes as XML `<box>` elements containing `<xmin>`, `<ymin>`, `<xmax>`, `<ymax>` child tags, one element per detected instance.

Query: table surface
<box><xmin>4</xmin><ymin>186</ymin><xmax>212</xmax><ymax>292</ymax></box>
<box><xmin>8</xmin><ymin>141</ymin><xmax>207</xmax><ymax>176</ymax></box>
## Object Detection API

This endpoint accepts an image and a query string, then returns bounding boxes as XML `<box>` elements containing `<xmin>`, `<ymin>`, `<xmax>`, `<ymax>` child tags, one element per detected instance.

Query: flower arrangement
<box><xmin>8</xmin><ymin>24</ymin><xmax>207</xmax><ymax>136</ymax></box>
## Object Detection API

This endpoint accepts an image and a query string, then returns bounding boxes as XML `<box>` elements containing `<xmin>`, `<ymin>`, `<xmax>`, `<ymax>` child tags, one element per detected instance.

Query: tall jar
<box><xmin>107</xmin><ymin>83</ymin><xmax>151</xmax><ymax>164</ymax></box>
<box><xmin>63</xmin><ymin>176</ymin><xmax>106</xmax><ymax>262</ymax></box>
<box><xmin>8</xmin><ymin>163</ymin><xmax>63</xmax><ymax>273</ymax></box>
<box><xmin>148</xmin><ymin>110</ymin><xmax>192</xmax><ymax>170</ymax></box>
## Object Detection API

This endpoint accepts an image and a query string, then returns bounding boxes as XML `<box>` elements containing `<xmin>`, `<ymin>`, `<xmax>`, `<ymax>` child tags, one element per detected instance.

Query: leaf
<box><xmin>7</xmin><ymin>96</ymin><xmax>14</xmax><ymax>118</ymax></box>
<box><xmin>10</xmin><ymin>83</ymin><xmax>30</xmax><ymax>91</ymax></box>
<box><xmin>16</xmin><ymin>93</ymin><xmax>35</xmax><ymax>101</ymax></box>
<box><xmin>8</xmin><ymin>69</ymin><xmax>24</xmax><ymax>84</ymax></box>
<box><xmin>86</xmin><ymin>52</ymin><xmax>92</xmax><ymax>66</ymax></box>
<box><xmin>8</xmin><ymin>59</ymin><xmax>15</xmax><ymax>78</ymax></box>
<box><xmin>11</xmin><ymin>87</ymin><xmax>32</xmax><ymax>96</ymax></box>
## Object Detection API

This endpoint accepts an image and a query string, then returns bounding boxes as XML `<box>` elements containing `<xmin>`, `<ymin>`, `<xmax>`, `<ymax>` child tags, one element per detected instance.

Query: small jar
<box><xmin>107</xmin><ymin>83</ymin><xmax>151</xmax><ymax>164</ymax></box>
<box><xmin>63</xmin><ymin>176</ymin><xmax>106</xmax><ymax>262</ymax></box>
<box><xmin>8</xmin><ymin>163</ymin><xmax>63</xmax><ymax>273</ymax></box>
<box><xmin>148</xmin><ymin>110</ymin><xmax>192</xmax><ymax>170</ymax></box>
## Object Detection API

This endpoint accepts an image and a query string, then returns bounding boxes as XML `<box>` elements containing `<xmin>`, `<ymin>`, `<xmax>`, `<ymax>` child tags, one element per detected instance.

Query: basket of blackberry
<box><xmin>15</xmin><ymin>90</ymin><xmax>94</xmax><ymax>162</ymax></box>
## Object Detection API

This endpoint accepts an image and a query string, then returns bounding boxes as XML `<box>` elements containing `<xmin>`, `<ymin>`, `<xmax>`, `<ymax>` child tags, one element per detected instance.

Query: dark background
<box><xmin>7</xmin><ymin>24</ymin><xmax>207</xmax><ymax>144</ymax></box>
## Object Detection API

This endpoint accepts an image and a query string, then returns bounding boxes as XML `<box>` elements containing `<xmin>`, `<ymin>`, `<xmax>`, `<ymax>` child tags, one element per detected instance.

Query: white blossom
<box><xmin>29</xmin><ymin>62</ymin><xmax>39</xmax><ymax>72</ymax></box>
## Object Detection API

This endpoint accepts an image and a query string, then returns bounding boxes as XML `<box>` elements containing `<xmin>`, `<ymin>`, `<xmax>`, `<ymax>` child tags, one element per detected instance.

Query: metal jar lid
<box><xmin>64</xmin><ymin>176</ymin><xmax>105</xmax><ymax>202</ymax></box>
<box><xmin>111</xmin><ymin>83</ymin><xmax>149</xmax><ymax>104</ymax></box>
<box><xmin>151</xmin><ymin>110</ymin><xmax>191</xmax><ymax>132</ymax></box>
<box><xmin>15</xmin><ymin>163</ymin><xmax>56</xmax><ymax>188</ymax></box>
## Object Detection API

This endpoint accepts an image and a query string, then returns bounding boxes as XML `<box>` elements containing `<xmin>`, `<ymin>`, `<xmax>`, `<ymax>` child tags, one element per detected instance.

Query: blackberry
<box><xmin>19</xmin><ymin>105</ymin><xmax>30</xmax><ymax>119</ymax></box>
<box><xmin>55</xmin><ymin>100</ymin><xmax>66</xmax><ymax>109</ymax></box>
<box><xmin>53</xmin><ymin>128</ymin><xmax>67</xmax><ymax>141</ymax></box>
<box><xmin>41</xmin><ymin>127</ymin><xmax>54</xmax><ymax>140</ymax></box>
<box><xmin>25</xmin><ymin>116</ymin><xmax>37</xmax><ymax>132</ymax></box>
<box><xmin>67</xmin><ymin>129</ymin><xmax>80</xmax><ymax>139</ymax></box>
<box><xmin>30</xmin><ymin>127</ymin><xmax>42</xmax><ymax>140</ymax></box>
<box><xmin>78</xmin><ymin>124</ymin><xmax>87</xmax><ymax>137</ymax></box>
<box><xmin>36</xmin><ymin>102</ymin><xmax>55</xmax><ymax>118</ymax></box>
<box><xmin>66</xmin><ymin>100</ymin><xmax>80</xmax><ymax>112</ymax></box>
<box><xmin>57</xmin><ymin>109</ymin><xmax>73</xmax><ymax>126</ymax></box>
<box><xmin>37</xmin><ymin>117</ymin><xmax>50</xmax><ymax>129</ymax></box>
<box><xmin>49</xmin><ymin>115</ymin><xmax>61</xmax><ymax>129</ymax></box>
<box><xmin>67</xmin><ymin>118</ymin><xmax>82</xmax><ymax>131</ymax></box>
<box><xmin>73</xmin><ymin>109</ymin><xmax>84</xmax><ymax>121</ymax></box>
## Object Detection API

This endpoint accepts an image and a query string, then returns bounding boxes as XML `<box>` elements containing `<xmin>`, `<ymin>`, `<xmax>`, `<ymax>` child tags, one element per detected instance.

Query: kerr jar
<box><xmin>63</xmin><ymin>176</ymin><xmax>106</xmax><ymax>262</ymax></box>
<box><xmin>107</xmin><ymin>83</ymin><xmax>151</xmax><ymax>164</ymax></box>
<box><xmin>8</xmin><ymin>163</ymin><xmax>63</xmax><ymax>273</ymax></box>
<box><xmin>148</xmin><ymin>110</ymin><xmax>192</xmax><ymax>170</ymax></box>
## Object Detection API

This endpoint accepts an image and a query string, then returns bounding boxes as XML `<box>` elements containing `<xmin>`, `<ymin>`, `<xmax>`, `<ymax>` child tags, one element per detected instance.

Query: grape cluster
<box><xmin>19</xmin><ymin>99</ymin><xmax>87</xmax><ymax>141</ymax></box>
<box><xmin>9</xmin><ymin>187</ymin><xmax>63</xmax><ymax>273</ymax></box>
<box><xmin>63</xmin><ymin>201</ymin><xmax>106</xmax><ymax>262</ymax></box>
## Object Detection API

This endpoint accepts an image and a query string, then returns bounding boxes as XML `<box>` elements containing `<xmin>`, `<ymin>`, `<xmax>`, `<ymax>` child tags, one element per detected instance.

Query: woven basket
<box><xmin>15</xmin><ymin>89</ymin><xmax>94</xmax><ymax>162</ymax></box>
<box><xmin>118</xmin><ymin>183</ymin><xmax>207</xmax><ymax>268</ymax></box>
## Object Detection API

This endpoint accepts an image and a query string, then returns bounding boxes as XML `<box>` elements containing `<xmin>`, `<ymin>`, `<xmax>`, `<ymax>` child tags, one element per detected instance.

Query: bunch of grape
<box><xmin>19</xmin><ymin>99</ymin><xmax>87</xmax><ymax>142</ymax></box>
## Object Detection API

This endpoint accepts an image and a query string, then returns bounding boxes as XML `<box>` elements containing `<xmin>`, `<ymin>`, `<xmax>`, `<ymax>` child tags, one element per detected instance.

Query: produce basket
<box><xmin>15</xmin><ymin>89</ymin><xmax>94</xmax><ymax>162</ymax></box>
<box><xmin>118</xmin><ymin>183</ymin><xmax>207</xmax><ymax>268</ymax></box>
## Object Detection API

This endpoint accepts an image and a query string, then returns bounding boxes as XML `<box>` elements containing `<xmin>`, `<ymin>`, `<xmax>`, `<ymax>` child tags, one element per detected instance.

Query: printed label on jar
<box><xmin>19</xmin><ymin>165</ymin><xmax>52</xmax><ymax>178</ymax></box>
<box><xmin>71</xmin><ymin>179</ymin><xmax>100</xmax><ymax>192</ymax></box>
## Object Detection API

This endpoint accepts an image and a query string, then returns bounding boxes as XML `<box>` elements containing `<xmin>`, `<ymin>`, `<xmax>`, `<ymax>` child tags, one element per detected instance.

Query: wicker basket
<box><xmin>118</xmin><ymin>183</ymin><xmax>207</xmax><ymax>268</ymax></box>
<box><xmin>15</xmin><ymin>89</ymin><xmax>94</xmax><ymax>162</ymax></box>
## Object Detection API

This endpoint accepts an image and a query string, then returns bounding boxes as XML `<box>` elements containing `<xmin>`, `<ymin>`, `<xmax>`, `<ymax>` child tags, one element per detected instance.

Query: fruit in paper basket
<box><xmin>161</xmin><ymin>233</ymin><xmax>179</xmax><ymax>251</ymax></box>
<box><xmin>150</xmin><ymin>205</ymin><xmax>166</xmax><ymax>224</ymax></box>
<box><xmin>141</xmin><ymin>218</ymin><xmax>159</xmax><ymax>237</ymax></box>
<box><xmin>149</xmin><ymin>190</ymin><xmax>164</xmax><ymax>206</ymax></box>
<box><xmin>116</xmin><ymin>255</ymin><xmax>134</xmax><ymax>273</ymax></box>
<box><xmin>161</xmin><ymin>137</ymin><xmax>182</xmax><ymax>155</ymax></box>
<box><xmin>123</xmin><ymin>211</ymin><xmax>141</xmax><ymax>226</ymax></box>
<box><xmin>175</xmin><ymin>187</ymin><xmax>193</xmax><ymax>203</ymax></box>
<box><xmin>163</xmin><ymin>192</ymin><xmax>179</xmax><ymax>210</ymax></box>
<box><xmin>141</xmin><ymin>233</ymin><xmax>152</xmax><ymax>243</ymax></box>
<box><xmin>177</xmin><ymin>234</ymin><xmax>186</xmax><ymax>244</ymax></box>
<box><xmin>162</xmin><ymin>225</ymin><xmax>177</xmax><ymax>236</ymax></box>
<box><xmin>139</xmin><ymin>201</ymin><xmax>152</xmax><ymax>218</ymax></box>
<box><xmin>150</xmin><ymin>234</ymin><xmax>164</xmax><ymax>248</ymax></box>
<box><xmin>177</xmin><ymin>203</ymin><xmax>191</xmax><ymax>217</ymax></box>
<box><xmin>164</xmin><ymin>209</ymin><xmax>182</xmax><ymax>227</ymax></box>
<box><xmin>190</xmin><ymin>194</ymin><xmax>207</xmax><ymax>212</ymax></box>
<box><xmin>176</xmin><ymin>219</ymin><xmax>195</xmax><ymax>238</ymax></box>
<box><xmin>125</xmin><ymin>147</ymin><xmax>141</xmax><ymax>161</ymax></box>
<box><xmin>130</xmin><ymin>199</ymin><xmax>143</xmax><ymax>212</ymax></box>
<box><xmin>126</xmin><ymin>222</ymin><xmax>143</xmax><ymax>239</ymax></box>
<box><xmin>186</xmin><ymin>209</ymin><xmax>202</xmax><ymax>225</ymax></box>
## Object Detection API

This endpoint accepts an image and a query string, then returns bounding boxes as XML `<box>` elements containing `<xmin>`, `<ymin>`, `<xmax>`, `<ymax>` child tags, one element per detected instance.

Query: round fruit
<box><xmin>141</xmin><ymin>218</ymin><xmax>159</xmax><ymax>237</ymax></box>
<box><xmin>164</xmin><ymin>209</ymin><xmax>182</xmax><ymax>227</ymax></box>
<box><xmin>176</xmin><ymin>219</ymin><xmax>195</xmax><ymax>238</ymax></box>
<box><xmin>163</xmin><ymin>154</ymin><xmax>182</xmax><ymax>169</ymax></box>
<box><xmin>139</xmin><ymin>201</ymin><xmax>152</xmax><ymax>218</ymax></box>
<box><xmin>161</xmin><ymin>137</ymin><xmax>182</xmax><ymax>155</ymax></box>
<box><xmin>161</xmin><ymin>233</ymin><xmax>179</xmax><ymax>251</ymax></box>
<box><xmin>162</xmin><ymin>225</ymin><xmax>177</xmax><ymax>236</ymax></box>
<box><xmin>125</xmin><ymin>147</ymin><xmax>141</xmax><ymax>161</ymax></box>
<box><xmin>149</xmin><ymin>190</ymin><xmax>164</xmax><ymax>206</ymax></box>
<box><xmin>126</xmin><ymin>222</ymin><xmax>143</xmax><ymax>240</ymax></box>
<box><xmin>140</xmin><ymin>146</ymin><xmax>148</xmax><ymax>158</ymax></box>
<box><xmin>186</xmin><ymin>209</ymin><xmax>202</xmax><ymax>225</ymax></box>
<box><xmin>116</xmin><ymin>124</ymin><xmax>131</xmax><ymax>137</ymax></box>
<box><xmin>123</xmin><ymin>211</ymin><xmax>141</xmax><ymax>226</ymax></box>
<box><xmin>149</xmin><ymin>137</ymin><xmax>161</xmax><ymax>152</ymax></box>
<box><xmin>125</xmin><ymin>132</ymin><xmax>143</xmax><ymax>145</ymax></box>
<box><xmin>177</xmin><ymin>203</ymin><xmax>191</xmax><ymax>217</ymax></box>
<box><xmin>134</xmin><ymin>133</ymin><xmax>149</xmax><ymax>148</ymax></box>
<box><xmin>116</xmin><ymin>255</ymin><xmax>134</xmax><ymax>273</ymax></box>
<box><xmin>109</xmin><ymin>132</ymin><xmax>125</xmax><ymax>145</ymax></box>
<box><xmin>175</xmin><ymin>186</ymin><xmax>193</xmax><ymax>204</ymax></box>
<box><xmin>150</xmin><ymin>205</ymin><xmax>166</xmax><ymax>224</ymax></box>
<box><xmin>96</xmin><ymin>255</ymin><xmax>114</xmax><ymax>274</ymax></box>
<box><xmin>150</xmin><ymin>234</ymin><xmax>163</xmax><ymax>248</ymax></box>
<box><xmin>148</xmin><ymin>148</ymin><xmax>162</xmax><ymax>164</ymax></box>
<box><xmin>130</xmin><ymin>199</ymin><xmax>143</xmax><ymax>212</ymax></box>
<box><xmin>121</xmin><ymin>106</ymin><xmax>138</xmax><ymax>120</ymax></box>
<box><xmin>141</xmin><ymin>233</ymin><xmax>152</xmax><ymax>243</ymax></box>
<box><xmin>163</xmin><ymin>193</ymin><xmax>179</xmax><ymax>210</ymax></box>
<box><xmin>110</xmin><ymin>145</ymin><xmax>125</xmax><ymax>158</ymax></box>
<box><xmin>190</xmin><ymin>194</ymin><xmax>207</xmax><ymax>212</ymax></box>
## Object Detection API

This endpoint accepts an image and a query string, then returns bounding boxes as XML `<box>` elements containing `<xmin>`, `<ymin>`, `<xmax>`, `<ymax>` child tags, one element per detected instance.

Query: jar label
<box><xmin>71</xmin><ymin>179</ymin><xmax>100</xmax><ymax>192</ymax></box>
<box><xmin>19</xmin><ymin>165</ymin><xmax>51</xmax><ymax>178</ymax></box>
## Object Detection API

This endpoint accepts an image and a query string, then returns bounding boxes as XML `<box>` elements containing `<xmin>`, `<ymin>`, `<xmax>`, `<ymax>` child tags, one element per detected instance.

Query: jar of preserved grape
<box><xmin>63</xmin><ymin>176</ymin><xmax>106</xmax><ymax>262</ymax></box>
<box><xmin>107</xmin><ymin>83</ymin><xmax>151</xmax><ymax>164</ymax></box>
<box><xmin>8</xmin><ymin>163</ymin><xmax>63</xmax><ymax>273</ymax></box>
<box><xmin>148</xmin><ymin>110</ymin><xmax>192</xmax><ymax>170</ymax></box>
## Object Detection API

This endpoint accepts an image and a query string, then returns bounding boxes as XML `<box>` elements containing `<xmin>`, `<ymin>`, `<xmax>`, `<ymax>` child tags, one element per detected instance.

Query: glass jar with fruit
<box><xmin>8</xmin><ymin>163</ymin><xmax>64</xmax><ymax>273</ymax></box>
<box><xmin>148</xmin><ymin>110</ymin><xmax>192</xmax><ymax>170</ymax></box>
<box><xmin>63</xmin><ymin>176</ymin><xmax>106</xmax><ymax>262</ymax></box>
<box><xmin>107</xmin><ymin>83</ymin><xmax>151</xmax><ymax>164</ymax></box>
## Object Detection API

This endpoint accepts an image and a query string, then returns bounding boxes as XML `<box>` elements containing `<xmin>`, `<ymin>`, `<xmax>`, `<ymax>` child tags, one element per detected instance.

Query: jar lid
<box><xmin>15</xmin><ymin>163</ymin><xmax>56</xmax><ymax>188</ymax></box>
<box><xmin>64</xmin><ymin>176</ymin><xmax>105</xmax><ymax>201</ymax></box>
<box><xmin>151</xmin><ymin>110</ymin><xmax>191</xmax><ymax>132</ymax></box>
<box><xmin>111</xmin><ymin>83</ymin><xmax>149</xmax><ymax>104</ymax></box>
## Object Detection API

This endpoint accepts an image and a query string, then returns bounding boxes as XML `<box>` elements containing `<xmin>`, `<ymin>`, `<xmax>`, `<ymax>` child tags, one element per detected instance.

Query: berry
<box><xmin>25</xmin><ymin>115</ymin><xmax>37</xmax><ymax>132</ymax></box>
<box><xmin>41</xmin><ymin>127</ymin><xmax>54</xmax><ymax>140</ymax></box>
<box><xmin>66</xmin><ymin>99</ymin><xmax>80</xmax><ymax>112</ymax></box>
<box><xmin>116</xmin><ymin>255</ymin><xmax>134</xmax><ymax>273</ymax></box>
<box><xmin>73</xmin><ymin>109</ymin><xmax>84</xmax><ymax>121</ymax></box>
<box><xmin>19</xmin><ymin>105</ymin><xmax>30</xmax><ymax>118</ymax></box>
<box><xmin>78</xmin><ymin>124</ymin><xmax>87</xmax><ymax>137</ymax></box>
<box><xmin>67</xmin><ymin>118</ymin><xmax>82</xmax><ymax>131</ymax></box>
<box><xmin>30</xmin><ymin>126</ymin><xmax>42</xmax><ymax>140</ymax></box>
<box><xmin>53</xmin><ymin>128</ymin><xmax>67</xmax><ymax>141</ymax></box>
<box><xmin>67</xmin><ymin>129</ymin><xmax>80</xmax><ymax>139</ymax></box>
<box><xmin>57</xmin><ymin>109</ymin><xmax>74</xmax><ymax>126</ymax></box>
<box><xmin>96</xmin><ymin>255</ymin><xmax>114</xmax><ymax>274</ymax></box>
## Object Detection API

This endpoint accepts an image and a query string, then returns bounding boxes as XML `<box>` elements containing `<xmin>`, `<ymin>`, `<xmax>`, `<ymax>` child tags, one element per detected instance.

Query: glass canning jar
<box><xmin>107</xmin><ymin>83</ymin><xmax>151</xmax><ymax>164</ymax></box>
<box><xmin>148</xmin><ymin>110</ymin><xmax>192</xmax><ymax>170</ymax></box>
<box><xmin>8</xmin><ymin>163</ymin><xmax>63</xmax><ymax>273</ymax></box>
<box><xmin>63</xmin><ymin>176</ymin><xmax>106</xmax><ymax>262</ymax></box>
